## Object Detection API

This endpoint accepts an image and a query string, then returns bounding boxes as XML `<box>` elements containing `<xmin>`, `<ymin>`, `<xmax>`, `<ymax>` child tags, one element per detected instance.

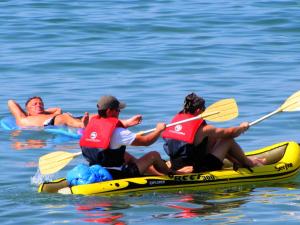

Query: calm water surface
<box><xmin>1</xmin><ymin>1</ymin><xmax>300</xmax><ymax>224</ymax></box>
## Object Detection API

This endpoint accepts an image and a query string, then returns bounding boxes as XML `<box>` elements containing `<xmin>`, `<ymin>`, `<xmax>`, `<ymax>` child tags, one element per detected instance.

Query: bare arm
<box><xmin>7</xmin><ymin>100</ymin><xmax>27</xmax><ymax>120</ymax></box>
<box><xmin>44</xmin><ymin>107</ymin><xmax>62</xmax><ymax>115</ymax></box>
<box><xmin>120</xmin><ymin>114</ymin><xmax>142</xmax><ymax>128</ymax></box>
<box><xmin>131</xmin><ymin>122</ymin><xmax>166</xmax><ymax>146</ymax></box>
<box><xmin>201</xmin><ymin>122</ymin><xmax>249</xmax><ymax>139</ymax></box>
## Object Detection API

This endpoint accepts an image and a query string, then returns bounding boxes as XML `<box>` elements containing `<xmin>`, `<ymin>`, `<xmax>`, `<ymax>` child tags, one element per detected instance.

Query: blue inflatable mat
<box><xmin>0</xmin><ymin>116</ymin><xmax>19</xmax><ymax>130</ymax></box>
<box><xmin>0</xmin><ymin>116</ymin><xmax>83</xmax><ymax>138</ymax></box>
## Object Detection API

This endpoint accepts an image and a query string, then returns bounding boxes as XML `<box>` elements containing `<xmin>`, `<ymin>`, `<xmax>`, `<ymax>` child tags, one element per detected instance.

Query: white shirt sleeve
<box><xmin>109</xmin><ymin>127</ymin><xmax>136</xmax><ymax>149</ymax></box>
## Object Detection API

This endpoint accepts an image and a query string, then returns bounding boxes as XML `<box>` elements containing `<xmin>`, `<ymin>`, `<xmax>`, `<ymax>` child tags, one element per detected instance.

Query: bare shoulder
<box><xmin>199</xmin><ymin>124</ymin><xmax>225</xmax><ymax>138</ymax></box>
<box><xmin>200</xmin><ymin>124</ymin><xmax>215</xmax><ymax>134</ymax></box>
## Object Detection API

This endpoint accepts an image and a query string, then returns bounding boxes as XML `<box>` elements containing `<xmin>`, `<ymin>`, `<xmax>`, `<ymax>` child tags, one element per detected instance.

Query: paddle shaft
<box><xmin>249</xmin><ymin>109</ymin><xmax>280</xmax><ymax>126</ymax></box>
<box><xmin>61</xmin><ymin>151</ymin><xmax>82</xmax><ymax>161</ymax></box>
<box><xmin>69</xmin><ymin>152</ymin><xmax>82</xmax><ymax>158</ymax></box>
<box><xmin>140</xmin><ymin>111</ymin><xmax>219</xmax><ymax>135</ymax></box>
<box><xmin>249</xmin><ymin>99</ymin><xmax>298</xmax><ymax>127</ymax></box>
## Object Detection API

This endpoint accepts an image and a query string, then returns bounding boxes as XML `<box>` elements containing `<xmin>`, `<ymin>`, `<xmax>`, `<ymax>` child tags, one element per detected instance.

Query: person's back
<box><xmin>163</xmin><ymin>93</ymin><xmax>263</xmax><ymax>173</ymax></box>
<box><xmin>80</xmin><ymin>95</ymin><xmax>174</xmax><ymax>179</ymax></box>
<box><xmin>163</xmin><ymin>111</ymin><xmax>206</xmax><ymax>171</ymax></box>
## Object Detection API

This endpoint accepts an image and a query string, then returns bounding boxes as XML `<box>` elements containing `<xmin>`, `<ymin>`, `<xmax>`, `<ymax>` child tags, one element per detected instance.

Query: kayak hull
<box><xmin>38</xmin><ymin>141</ymin><xmax>300</xmax><ymax>195</ymax></box>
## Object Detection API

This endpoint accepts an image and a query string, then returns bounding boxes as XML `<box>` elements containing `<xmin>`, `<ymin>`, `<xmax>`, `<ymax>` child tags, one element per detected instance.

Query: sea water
<box><xmin>1</xmin><ymin>1</ymin><xmax>300</xmax><ymax>224</ymax></box>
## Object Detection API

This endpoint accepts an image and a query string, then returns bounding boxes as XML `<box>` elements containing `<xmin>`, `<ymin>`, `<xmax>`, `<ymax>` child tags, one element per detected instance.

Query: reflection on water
<box><xmin>153</xmin><ymin>188</ymin><xmax>253</xmax><ymax>221</ymax></box>
<box><xmin>9</xmin><ymin>129</ymin><xmax>79</xmax><ymax>151</ymax></box>
<box><xmin>9</xmin><ymin>130</ymin><xmax>52</xmax><ymax>151</ymax></box>
<box><xmin>12</xmin><ymin>139</ymin><xmax>47</xmax><ymax>151</ymax></box>
<box><xmin>72</xmin><ymin>188</ymin><xmax>255</xmax><ymax>224</ymax></box>
<box><xmin>8</xmin><ymin>129</ymin><xmax>80</xmax><ymax>184</ymax></box>
<box><xmin>76</xmin><ymin>199</ymin><xmax>130</xmax><ymax>224</ymax></box>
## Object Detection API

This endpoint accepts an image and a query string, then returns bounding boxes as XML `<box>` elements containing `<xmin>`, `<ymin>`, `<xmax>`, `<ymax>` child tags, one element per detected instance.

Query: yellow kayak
<box><xmin>38</xmin><ymin>141</ymin><xmax>300</xmax><ymax>195</ymax></box>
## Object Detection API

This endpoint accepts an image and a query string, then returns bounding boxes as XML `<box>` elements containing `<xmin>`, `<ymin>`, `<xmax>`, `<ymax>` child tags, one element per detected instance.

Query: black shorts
<box><xmin>43</xmin><ymin>115</ymin><xmax>57</xmax><ymax>127</ymax></box>
<box><xmin>194</xmin><ymin>153</ymin><xmax>223</xmax><ymax>172</ymax></box>
<box><xmin>108</xmin><ymin>163</ymin><xmax>141</xmax><ymax>179</ymax></box>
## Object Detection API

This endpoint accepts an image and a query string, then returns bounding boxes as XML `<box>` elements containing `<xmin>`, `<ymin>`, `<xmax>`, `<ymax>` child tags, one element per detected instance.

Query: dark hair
<box><xmin>25</xmin><ymin>96</ymin><xmax>44</xmax><ymax>107</ymax></box>
<box><xmin>98</xmin><ymin>109</ymin><xmax>107</xmax><ymax>118</ymax></box>
<box><xmin>181</xmin><ymin>93</ymin><xmax>205</xmax><ymax>114</ymax></box>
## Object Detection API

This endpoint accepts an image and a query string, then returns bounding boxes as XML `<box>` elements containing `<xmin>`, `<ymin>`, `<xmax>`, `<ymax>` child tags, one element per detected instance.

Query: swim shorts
<box><xmin>108</xmin><ymin>163</ymin><xmax>141</xmax><ymax>179</ymax></box>
<box><xmin>43</xmin><ymin>116</ymin><xmax>57</xmax><ymax>126</ymax></box>
<box><xmin>194</xmin><ymin>153</ymin><xmax>223</xmax><ymax>172</ymax></box>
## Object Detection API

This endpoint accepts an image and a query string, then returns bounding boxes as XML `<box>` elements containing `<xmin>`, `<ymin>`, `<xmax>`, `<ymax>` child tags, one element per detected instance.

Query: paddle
<box><xmin>250</xmin><ymin>90</ymin><xmax>300</xmax><ymax>126</ymax></box>
<box><xmin>38</xmin><ymin>98</ymin><xmax>238</xmax><ymax>175</ymax></box>
<box><xmin>39</xmin><ymin>151</ymin><xmax>82</xmax><ymax>175</ymax></box>
<box><xmin>138</xmin><ymin>98</ymin><xmax>239</xmax><ymax>135</ymax></box>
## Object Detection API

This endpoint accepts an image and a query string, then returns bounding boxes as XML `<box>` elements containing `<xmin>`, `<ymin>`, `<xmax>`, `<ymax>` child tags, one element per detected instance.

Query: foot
<box><xmin>176</xmin><ymin>166</ymin><xmax>193</xmax><ymax>174</ymax></box>
<box><xmin>246</xmin><ymin>157</ymin><xmax>266</xmax><ymax>167</ymax></box>
<box><xmin>251</xmin><ymin>157</ymin><xmax>266</xmax><ymax>166</ymax></box>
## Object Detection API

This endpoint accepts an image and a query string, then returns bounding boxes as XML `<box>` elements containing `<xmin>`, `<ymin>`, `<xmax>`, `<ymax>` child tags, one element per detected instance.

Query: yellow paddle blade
<box><xmin>279</xmin><ymin>90</ymin><xmax>300</xmax><ymax>112</ymax></box>
<box><xmin>137</xmin><ymin>98</ymin><xmax>239</xmax><ymax>135</ymax></box>
<box><xmin>39</xmin><ymin>151</ymin><xmax>81</xmax><ymax>175</ymax></box>
<box><xmin>201</xmin><ymin>98</ymin><xmax>238</xmax><ymax>122</ymax></box>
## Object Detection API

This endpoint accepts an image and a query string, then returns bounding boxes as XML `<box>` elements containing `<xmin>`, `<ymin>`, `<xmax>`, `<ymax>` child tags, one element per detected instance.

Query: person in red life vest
<box><xmin>162</xmin><ymin>93</ymin><xmax>263</xmax><ymax>173</ymax></box>
<box><xmin>80</xmin><ymin>95</ymin><xmax>173</xmax><ymax>179</ymax></box>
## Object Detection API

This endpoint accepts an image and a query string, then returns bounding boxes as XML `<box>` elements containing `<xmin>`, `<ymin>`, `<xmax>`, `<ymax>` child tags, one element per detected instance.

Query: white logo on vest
<box><xmin>90</xmin><ymin>132</ymin><xmax>97</xmax><ymax>139</ymax></box>
<box><xmin>175</xmin><ymin>125</ymin><xmax>182</xmax><ymax>132</ymax></box>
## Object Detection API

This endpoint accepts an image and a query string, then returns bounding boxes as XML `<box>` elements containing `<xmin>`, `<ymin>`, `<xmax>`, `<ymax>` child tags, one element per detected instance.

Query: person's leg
<box><xmin>54</xmin><ymin>112</ymin><xmax>89</xmax><ymax>128</ymax></box>
<box><xmin>209</xmin><ymin>138</ymin><xmax>263</xmax><ymax>167</ymax></box>
<box><xmin>124</xmin><ymin>152</ymin><xmax>163</xmax><ymax>175</ymax></box>
<box><xmin>135</xmin><ymin>151</ymin><xmax>172</xmax><ymax>175</ymax></box>
<box><xmin>227</xmin><ymin>141</ymin><xmax>266</xmax><ymax>166</ymax></box>
<box><xmin>227</xmin><ymin>140</ymin><xmax>256</xmax><ymax>167</ymax></box>
<box><xmin>124</xmin><ymin>152</ymin><xmax>137</xmax><ymax>163</ymax></box>
<box><xmin>207</xmin><ymin>138</ymin><xmax>233</xmax><ymax>161</ymax></box>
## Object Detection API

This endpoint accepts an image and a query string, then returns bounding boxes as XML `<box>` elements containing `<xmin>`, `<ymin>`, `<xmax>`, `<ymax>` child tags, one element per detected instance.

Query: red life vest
<box><xmin>79</xmin><ymin>116</ymin><xmax>124</xmax><ymax>149</ymax></box>
<box><xmin>161</xmin><ymin>113</ymin><xmax>205</xmax><ymax>144</ymax></box>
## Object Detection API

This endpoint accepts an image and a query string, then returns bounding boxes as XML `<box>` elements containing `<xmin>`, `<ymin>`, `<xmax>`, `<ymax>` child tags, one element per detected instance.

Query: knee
<box><xmin>57</xmin><ymin>113</ymin><xmax>72</xmax><ymax>121</ymax></box>
<box><xmin>61</xmin><ymin>113</ymin><xmax>70</xmax><ymax>118</ymax></box>
<box><xmin>53</xmin><ymin>114</ymin><xmax>66</xmax><ymax>125</ymax></box>
<box><xmin>148</xmin><ymin>151</ymin><xmax>161</xmax><ymax>160</ymax></box>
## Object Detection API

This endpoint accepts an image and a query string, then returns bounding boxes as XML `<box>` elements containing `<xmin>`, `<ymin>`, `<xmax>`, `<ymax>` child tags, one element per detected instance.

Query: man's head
<box><xmin>97</xmin><ymin>96</ymin><xmax>126</xmax><ymax>117</ymax></box>
<box><xmin>182</xmin><ymin>93</ymin><xmax>205</xmax><ymax>114</ymax></box>
<box><xmin>25</xmin><ymin>96</ymin><xmax>45</xmax><ymax>116</ymax></box>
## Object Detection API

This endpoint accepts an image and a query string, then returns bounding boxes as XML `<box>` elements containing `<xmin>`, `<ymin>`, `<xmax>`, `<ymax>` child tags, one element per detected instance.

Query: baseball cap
<box><xmin>97</xmin><ymin>96</ymin><xmax>126</xmax><ymax>110</ymax></box>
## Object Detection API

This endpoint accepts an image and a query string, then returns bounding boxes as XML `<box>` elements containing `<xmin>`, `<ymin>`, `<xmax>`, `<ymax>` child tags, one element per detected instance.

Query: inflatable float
<box><xmin>0</xmin><ymin>116</ymin><xmax>82</xmax><ymax>138</ymax></box>
<box><xmin>38</xmin><ymin>141</ymin><xmax>300</xmax><ymax>195</ymax></box>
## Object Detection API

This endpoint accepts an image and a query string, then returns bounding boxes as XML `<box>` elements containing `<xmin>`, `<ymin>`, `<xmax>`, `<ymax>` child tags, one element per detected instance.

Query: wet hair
<box><xmin>181</xmin><ymin>93</ymin><xmax>205</xmax><ymax>114</ymax></box>
<box><xmin>25</xmin><ymin>96</ymin><xmax>44</xmax><ymax>107</ymax></box>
